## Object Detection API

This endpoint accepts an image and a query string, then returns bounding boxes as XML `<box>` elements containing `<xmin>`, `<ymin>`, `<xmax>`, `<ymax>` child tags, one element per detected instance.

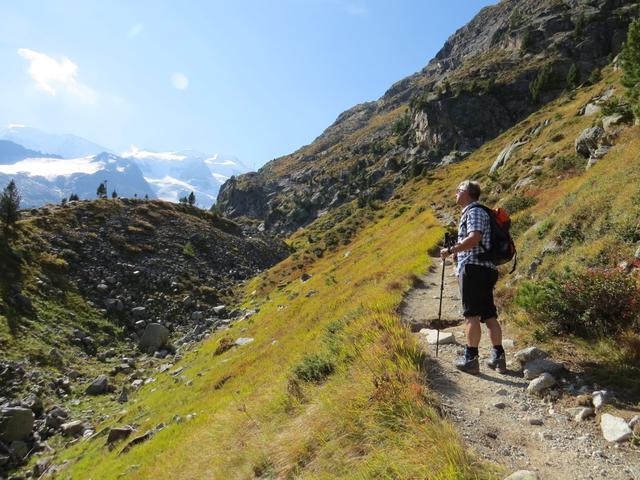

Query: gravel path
<box><xmin>400</xmin><ymin>257</ymin><xmax>640</xmax><ymax>480</ymax></box>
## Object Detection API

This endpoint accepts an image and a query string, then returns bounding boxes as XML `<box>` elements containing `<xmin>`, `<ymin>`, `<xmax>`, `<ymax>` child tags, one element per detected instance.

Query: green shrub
<box><xmin>292</xmin><ymin>353</ymin><xmax>335</xmax><ymax>383</ymax></box>
<box><xmin>600</xmin><ymin>96</ymin><xmax>633</xmax><ymax>117</ymax></box>
<box><xmin>510</xmin><ymin>213</ymin><xmax>535</xmax><ymax>238</ymax></box>
<box><xmin>516</xmin><ymin>268</ymin><xmax>640</xmax><ymax>338</ymax></box>
<box><xmin>588</xmin><ymin>68</ymin><xmax>602</xmax><ymax>85</ymax></box>
<box><xmin>550</xmin><ymin>155</ymin><xmax>583</xmax><ymax>172</ymax></box>
<box><xmin>183</xmin><ymin>242</ymin><xmax>196</xmax><ymax>257</ymax></box>
<box><xmin>566</xmin><ymin>63</ymin><xmax>580</xmax><ymax>89</ymax></box>
<box><xmin>535</xmin><ymin>218</ymin><xmax>555</xmax><ymax>239</ymax></box>
<box><xmin>502</xmin><ymin>195</ymin><xmax>537</xmax><ymax>214</ymax></box>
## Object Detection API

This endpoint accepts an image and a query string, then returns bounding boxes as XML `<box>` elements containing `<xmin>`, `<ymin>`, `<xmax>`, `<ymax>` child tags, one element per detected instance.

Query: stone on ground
<box><xmin>504</xmin><ymin>471</ymin><xmax>539</xmax><ymax>480</ymax></box>
<box><xmin>600</xmin><ymin>413</ymin><xmax>632</xmax><ymax>443</ymax></box>
<box><xmin>0</xmin><ymin>407</ymin><xmax>34</xmax><ymax>442</ymax></box>
<box><xmin>419</xmin><ymin>328</ymin><xmax>456</xmax><ymax>345</ymax></box>
<box><xmin>85</xmin><ymin>375</ymin><xmax>110</xmax><ymax>395</ymax></box>
<box><xmin>522</xmin><ymin>358</ymin><xmax>564</xmax><ymax>380</ymax></box>
<box><xmin>514</xmin><ymin>347</ymin><xmax>548</xmax><ymax>365</ymax></box>
<box><xmin>139</xmin><ymin>323</ymin><xmax>170</xmax><ymax>353</ymax></box>
<box><xmin>527</xmin><ymin>373</ymin><xmax>556</xmax><ymax>395</ymax></box>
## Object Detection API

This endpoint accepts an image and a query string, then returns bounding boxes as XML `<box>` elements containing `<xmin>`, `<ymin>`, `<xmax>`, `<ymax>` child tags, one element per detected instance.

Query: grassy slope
<box><xmin>38</xmin><ymin>67</ymin><xmax>639</xmax><ymax>477</ymax></box>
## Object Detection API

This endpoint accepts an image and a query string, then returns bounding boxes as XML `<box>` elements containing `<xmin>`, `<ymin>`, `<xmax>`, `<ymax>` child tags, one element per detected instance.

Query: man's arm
<box><xmin>440</xmin><ymin>231</ymin><xmax>482</xmax><ymax>259</ymax></box>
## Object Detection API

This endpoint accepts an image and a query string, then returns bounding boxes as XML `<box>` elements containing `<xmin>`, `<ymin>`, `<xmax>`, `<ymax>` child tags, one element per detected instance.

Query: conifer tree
<box><xmin>188</xmin><ymin>191</ymin><xmax>196</xmax><ymax>206</ymax></box>
<box><xmin>0</xmin><ymin>180</ymin><xmax>21</xmax><ymax>227</ymax></box>
<box><xmin>112</xmin><ymin>190</ymin><xmax>118</xmax><ymax>199</ymax></box>
<box><xmin>566</xmin><ymin>63</ymin><xmax>580</xmax><ymax>89</ymax></box>
<box><xmin>69</xmin><ymin>193</ymin><xmax>79</xmax><ymax>201</ymax></box>
<box><xmin>97</xmin><ymin>182</ymin><xmax>107</xmax><ymax>198</ymax></box>
<box><xmin>621</xmin><ymin>18</ymin><xmax>640</xmax><ymax>118</ymax></box>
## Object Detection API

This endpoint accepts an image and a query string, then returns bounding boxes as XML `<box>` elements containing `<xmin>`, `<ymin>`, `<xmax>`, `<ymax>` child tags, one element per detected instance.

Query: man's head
<box><xmin>456</xmin><ymin>180</ymin><xmax>481</xmax><ymax>207</ymax></box>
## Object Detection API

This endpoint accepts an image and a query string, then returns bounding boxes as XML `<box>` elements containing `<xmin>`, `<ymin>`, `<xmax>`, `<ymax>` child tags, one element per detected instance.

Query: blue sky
<box><xmin>0</xmin><ymin>0</ymin><xmax>495</xmax><ymax>169</ymax></box>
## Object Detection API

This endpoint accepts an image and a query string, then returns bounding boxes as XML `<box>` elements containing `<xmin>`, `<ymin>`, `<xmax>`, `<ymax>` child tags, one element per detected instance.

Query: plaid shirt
<box><xmin>456</xmin><ymin>201</ymin><xmax>496</xmax><ymax>275</ymax></box>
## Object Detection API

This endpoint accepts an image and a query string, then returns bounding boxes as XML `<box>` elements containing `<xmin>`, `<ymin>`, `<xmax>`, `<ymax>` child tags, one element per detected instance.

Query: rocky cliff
<box><xmin>217</xmin><ymin>0</ymin><xmax>638</xmax><ymax>234</ymax></box>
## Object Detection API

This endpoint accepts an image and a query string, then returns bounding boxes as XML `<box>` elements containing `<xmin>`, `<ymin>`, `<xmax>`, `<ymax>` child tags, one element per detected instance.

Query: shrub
<box><xmin>600</xmin><ymin>96</ymin><xmax>633</xmax><ymax>117</ymax></box>
<box><xmin>510</xmin><ymin>213</ymin><xmax>535</xmax><ymax>238</ymax></box>
<box><xmin>550</xmin><ymin>155</ymin><xmax>583</xmax><ymax>172</ymax></box>
<box><xmin>502</xmin><ymin>195</ymin><xmax>537</xmax><ymax>214</ymax></box>
<box><xmin>588</xmin><ymin>68</ymin><xmax>602</xmax><ymax>85</ymax></box>
<box><xmin>516</xmin><ymin>268</ymin><xmax>640</xmax><ymax>338</ymax></box>
<box><xmin>292</xmin><ymin>353</ymin><xmax>335</xmax><ymax>383</ymax></box>
<box><xmin>183</xmin><ymin>242</ymin><xmax>196</xmax><ymax>257</ymax></box>
<box><xmin>535</xmin><ymin>218</ymin><xmax>555</xmax><ymax>239</ymax></box>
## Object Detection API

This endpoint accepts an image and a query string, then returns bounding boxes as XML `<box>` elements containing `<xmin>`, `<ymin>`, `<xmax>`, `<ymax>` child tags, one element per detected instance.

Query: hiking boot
<box><xmin>486</xmin><ymin>350</ymin><xmax>507</xmax><ymax>373</ymax></box>
<box><xmin>454</xmin><ymin>355</ymin><xmax>479</xmax><ymax>374</ymax></box>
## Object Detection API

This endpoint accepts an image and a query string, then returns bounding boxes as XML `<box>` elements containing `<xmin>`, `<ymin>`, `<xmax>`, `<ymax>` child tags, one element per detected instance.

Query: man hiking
<box><xmin>440</xmin><ymin>180</ymin><xmax>506</xmax><ymax>374</ymax></box>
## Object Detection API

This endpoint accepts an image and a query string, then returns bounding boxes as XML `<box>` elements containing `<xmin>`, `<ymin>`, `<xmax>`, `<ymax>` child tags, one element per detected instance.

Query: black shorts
<box><xmin>458</xmin><ymin>263</ymin><xmax>498</xmax><ymax>322</ymax></box>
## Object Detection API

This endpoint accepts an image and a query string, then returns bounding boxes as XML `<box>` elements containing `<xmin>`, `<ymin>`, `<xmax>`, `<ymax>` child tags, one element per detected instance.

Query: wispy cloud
<box><xmin>171</xmin><ymin>72</ymin><xmax>189</xmax><ymax>90</ymax></box>
<box><xmin>127</xmin><ymin>22</ymin><xmax>143</xmax><ymax>38</ymax></box>
<box><xmin>17</xmin><ymin>48</ymin><xmax>96</xmax><ymax>103</ymax></box>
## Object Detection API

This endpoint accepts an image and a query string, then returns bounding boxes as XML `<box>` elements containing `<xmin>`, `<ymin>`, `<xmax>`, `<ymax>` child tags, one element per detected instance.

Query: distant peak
<box><xmin>122</xmin><ymin>145</ymin><xmax>187</xmax><ymax>161</ymax></box>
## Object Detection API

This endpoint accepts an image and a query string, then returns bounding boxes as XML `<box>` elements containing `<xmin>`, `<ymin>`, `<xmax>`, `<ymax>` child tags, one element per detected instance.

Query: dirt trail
<box><xmin>400</xmin><ymin>257</ymin><xmax>640</xmax><ymax>480</ymax></box>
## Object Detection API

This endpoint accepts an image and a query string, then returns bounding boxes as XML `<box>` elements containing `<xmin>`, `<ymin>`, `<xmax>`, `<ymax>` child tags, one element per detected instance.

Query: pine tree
<box><xmin>0</xmin><ymin>180</ymin><xmax>21</xmax><ymax>227</ymax></box>
<box><xmin>621</xmin><ymin>18</ymin><xmax>640</xmax><ymax>118</ymax></box>
<box><xmin>188</xmin><ymin>191</ymin><xmax>196</xmax><ymax>206</ymax></box>
<box><xmin>96</xmin><ymin>182</ymin><xmax>107</xmax><ymax>198</ymax></box>
<box><xmin>179</xmin><ymin>196</ymin><xmax>188</xmax><ymax>204</ymax></box>
<box><xmin>111</xmin><ymin>190</ymin><xmax>118</xmax><ymax>199</ymax></box>
<box><xmin>566</xmin><ymin>63</ymin><xmax>580</xmax><ymax>89</ymax></box>
<box><xmin>69</xmin><ymin>193</ymin><xmax>79</xmax><ymax>201</ymax></box>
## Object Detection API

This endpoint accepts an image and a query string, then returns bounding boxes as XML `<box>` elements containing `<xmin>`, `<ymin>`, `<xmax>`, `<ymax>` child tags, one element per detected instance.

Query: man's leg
<box><xmin>455</xmin><ymin>315</ymin><xmax>481</xmax><ymax>374</ymax></box>
<box><xmin>465</xmin><ymin>315</ymin><xmax>481</xmax><ymax>347</ymax></box>
<box><xmin>485</xmin><ymin>316</ymin><xmax>501</xmax><ymax>346</ymax></box>
<box><xmin>485</xmin><ymin>316</ymin><xmax>506</xmax><ymax>373</ymax></box>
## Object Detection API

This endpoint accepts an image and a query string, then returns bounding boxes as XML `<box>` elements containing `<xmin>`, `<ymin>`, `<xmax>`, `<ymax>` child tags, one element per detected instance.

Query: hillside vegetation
<box><xmin>32</xmin><ymin>63</ymin><xmax>639</xmax><ymax>478</ymax></box>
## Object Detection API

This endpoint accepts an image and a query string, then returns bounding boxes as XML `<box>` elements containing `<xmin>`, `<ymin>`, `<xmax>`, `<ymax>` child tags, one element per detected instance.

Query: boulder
<box><xmin>602</xmin><ymin>113</ymin><xmax>627</xmax><ymax>133</ymax></box>
<box><xmin>583</xmin><ymin>103</ymin><xmax>601</xmax><ymax>116</ymax></box>
<box><xmin>419</xmin><ymin>328</ymin><xmax>456</xmax><ymax>345</ymax></box>
<box><xmin>61</xmin><ymin>420</ymin><xmax>84</xmax><ymax>437</ymax></box>
<box><xmin>600</xmin><ymin>413</ymin><xmax>632</xmax><ymax>443</ymax></box>
<box><xmin>0</xmin><ymin>407</ymin><xmax>34</xmax><ymax>442</ymax></box>
<box><xmin>592</xmin><ymin>390</ymin><xmax>609</xmax><ymax>410</ymax></box>
<box><xmin>9</xmin><ymin>440</ymin><xmax>28</xmax><ymax>459</ymax></box>
<box><xmin>527</xmin><ymin>373</ymin><xmax>555</xmax><ymax>396</ymax></box>
<box><xmin>514</xmin><ymin>347</ymin><xmax>548</xmax><ymax>365</ymax></box>
<box><xmin>574</xmin><ymin>407</ymin><xmax>594</xmax><ymax>422</ymax></box>
<box><xmin>139</xmin><ymin>323</ymin><xmax>170</xmax><ymax>353</ymax></box>
<box><xmin>107</xmin><ymin>426</ymin><xmax>134</xmax><ymax>445</ymax></box>
<box><xmin>522</xmin><ymin>358</ymin><xmax>564</xmax><ymax>380</ymax></box>
<box><xmin>490</xmin><ymin>140</ymin><xmax>528</xmax><ymax>173</ymax></box>
<box><xmin>234</xmin><ymin>337</ymin><xmax>254</xmax><ymax>346</ymax></box>
<box><xmin>22</xmin><ymin>394</ymin><xmax>44</xmax><ymax>417</ymax></box>
<box><xmin>213</xmin><ymin>305</ymin><xmax>226</xmax><ymax>315</ymax></box>
<box><xmin>575</xmin><ymin>126</ymin><xmax>603</xmax><ymax>158</ymax></box>
<box><xmin>85</xmin><ymin>375</ymin><xmax>110</xmax><ymax>395</ymax></box>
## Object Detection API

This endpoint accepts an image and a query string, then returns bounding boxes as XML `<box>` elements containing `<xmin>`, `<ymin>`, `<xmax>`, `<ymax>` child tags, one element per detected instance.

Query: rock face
<box><xmin>217</xmin><ymin>0</ymin><xmax>637</xmax><ymax>235</ymax></box>
<box><xmin>0</xmin><ymin>407</ymin><xmax>34</xmax><ymax>443</ymax></box>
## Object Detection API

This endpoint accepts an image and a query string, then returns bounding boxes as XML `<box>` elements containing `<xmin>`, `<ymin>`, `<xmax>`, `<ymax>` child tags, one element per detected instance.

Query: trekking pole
<box><xmin>436</xmin><ymin>232</ymin><xmax>451</xmax><ymax>358</ymax></box>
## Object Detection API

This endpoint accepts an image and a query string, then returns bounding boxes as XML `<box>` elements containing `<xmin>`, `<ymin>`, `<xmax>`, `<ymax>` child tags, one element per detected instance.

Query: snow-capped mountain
<box><xmin>0</xmin><ymin>152</ymin><xmax>155</xmax><ymax>207</ymax></box>
<box><xmin>0</xmin><ymin>126</ymin><xmax>250</xmax><ymax>208</ymax></box>
<box><xmin>0</xmin><ymin>125</ymin><xmax>109</xmax><ymax>158</ymax></box>
<box><xmin>121</xmin><ymin>147</ymin><xmax>250</xmax><ymax>208</ymax></box>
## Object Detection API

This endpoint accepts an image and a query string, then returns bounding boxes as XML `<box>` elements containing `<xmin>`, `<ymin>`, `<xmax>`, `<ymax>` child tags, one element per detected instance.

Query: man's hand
<box><xmin>440</xmin><ymin>247</ymin><xmax>450</xmax><ymax>259</ymax></box>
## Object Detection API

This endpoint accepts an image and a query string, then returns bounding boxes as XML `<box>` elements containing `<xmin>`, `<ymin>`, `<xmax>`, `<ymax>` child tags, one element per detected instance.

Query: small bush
<box><xmin>550</xmin><ymin>155</ymin><xmax>583</xmax><ymax>172</ymax></box>
<box><xmin>516</xmin><ymin>268</ymin><xmax>640</xmax><ymax>338</ymax></box>
<box><xmin>536</xmin><ymin>218</ymin><xmax>555</xmax><ymax>239</ymax></box>
<box><xmin>600</xmin><ymin>96</ymin><xmax>633</xmax><ymax>117</ymax></box>
<box><xmin>183</xmin><ymin>242</ymin><xmax>196</xmax><ymax>257</ymax></box>
<box><xmin>39</xmin><ymin>252</ymin><xmax>69</xmax><ymax>273</ymax></box>
<box><xmin>502</xmin><ymin>195</ymin><xmax>537</xmax><ymax>214</ymax></box>
<box><xmin>292</xmin><ymin>353</ymin><xmax>335</xmax><ymax>383</ymax></box>
<box><xmin>511</xmin><ymin>213</ymin><xmax>535</xmax><ymax>238</ymax></box>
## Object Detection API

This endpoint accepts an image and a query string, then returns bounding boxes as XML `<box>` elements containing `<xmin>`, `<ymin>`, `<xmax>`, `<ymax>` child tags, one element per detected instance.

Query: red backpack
<box><xmin>467</xmin><ymin>204</ymin><xmax>517</xmax><ymax>274</ymax></box>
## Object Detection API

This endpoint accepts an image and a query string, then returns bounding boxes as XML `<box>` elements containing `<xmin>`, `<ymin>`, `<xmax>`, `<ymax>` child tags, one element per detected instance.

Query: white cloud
<box><xmin>171</xmin><ymin>72</ymin><xmax>189</xmax><ymax>90</ymax></box>
<box><xmin>127</xmin><ymin>23</ymin><xmax>143</xmax><ymax>38</ymax></box>
<box><xmin>17</xmin><ymin>48</ymin><xmax>96</xmax><ymax>103</ymax></box>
